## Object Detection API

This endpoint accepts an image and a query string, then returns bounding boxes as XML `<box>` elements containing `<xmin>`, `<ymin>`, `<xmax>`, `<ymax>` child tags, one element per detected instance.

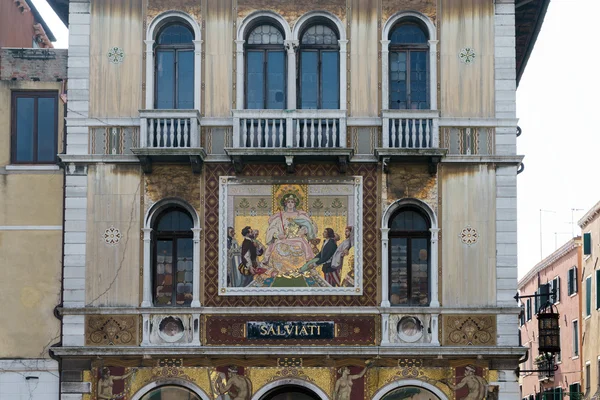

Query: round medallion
<box><xmin>158</xmin><ymin>316</ymin><xmax>185</xmax><ymax>343</ymax></box>
<box><xmin>459</xmin><ymin>47</ymin><xmax>476</xmax><ymax>64</ymax></box>
<box><xmin>460</xmin><ymin>225</ymin><xmax>479</xmax><ymax>245</ymax></box>
<box><xmin>397</xmin><ymin>316</ymin><xmax>423</xmax><ymax>343</ymax></box>
<box><xmin>103</xmin><ymin>226</ymin><xmax>121</xmax><ymax>245</ymax></box>
<box><xmin>107</xmin><ymin>47</ymin><xmax>125</xmax><ymax>64</ymax></box>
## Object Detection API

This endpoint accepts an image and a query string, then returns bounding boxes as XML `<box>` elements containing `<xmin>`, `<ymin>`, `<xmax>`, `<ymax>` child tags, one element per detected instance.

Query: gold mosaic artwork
<box><xmin>442</xmin><ymin>315</ymin><xmax>497</xmax><ymax>346</ymax></box>
<box><xmin>85</xmin><ymin>315</ymin><xmax>139</xmax><ymax>346</ymax></box>
<box><xmin>249</xmin><ymin>367</ymin><xmax>333</xmax><ymax>398</ymax></box>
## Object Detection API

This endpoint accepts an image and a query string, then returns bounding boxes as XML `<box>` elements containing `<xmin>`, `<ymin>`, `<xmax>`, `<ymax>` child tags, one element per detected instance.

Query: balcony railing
<box><xmin>139</xmin><ymin>109</ymin><xmax>201</xmax><ymax>149</ymax></box>
<box><xmin>382</xmin><ymin>110</ymin><xmax>439</xmax><ymax>149</ymax></box>
<box><xmin>232</xmin><ymin>109</ymin><xmax>347</xmax><ymax>149</ymax></box>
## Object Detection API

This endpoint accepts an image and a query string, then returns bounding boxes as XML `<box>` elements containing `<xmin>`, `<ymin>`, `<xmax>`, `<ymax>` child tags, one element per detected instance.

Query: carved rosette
<box><xmin>442</xmin><ymin>315</ymin><xmax>496</xmax><ymax>346</ymax></box>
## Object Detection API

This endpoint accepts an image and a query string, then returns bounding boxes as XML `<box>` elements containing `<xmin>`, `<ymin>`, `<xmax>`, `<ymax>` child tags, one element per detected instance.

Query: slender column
<box><xmin>381</xmin><ymin>40</ymin><xmax>390</xmax><ymax>110</ymax></box>
<box><xmin>141</xmin><ymin>313</ymin><xmax>150</xmax><ymax>346</ymax></box>
<box><xmin>380</xmin><ymin>227</ymin><xmax>391</xmax><ymax>307</ymax></box>
<box><xmin>431</xmin><ymin>314</ymin><xmax>440</xmax><ymax>345</ymax></box>
<box><xmin>284</xmin><ymin>40</ymin><xmax>298</xmax><ymax>110</ymax></box>
<box><xmin>192</xmin><ymin>314</ymin><xmax>201</xmax><ymax>345</ymax></box>
<box><xmin>191</xmin><ymin>228</ymin><xmax>202</xmax><ymax>307</ymax></box>
<box><xmin>235</xmin><ymin>40</ymin><xmax>245</xmax><ymax>109</ymax></box>
<box><xmin>381</xmin><ymin>313</ymin><xmax>390</xmax><ymax>345</ymax></box>
<box><xmin>141</xmin><ymin>228</ymin><xmax>153</xmax><ymax>307</ymax></box>
<box><xmin>338</xmin><ymin>40</ymin><xmax>348</xmax><ymax>110</ymax></box>
<box><xmin>193</xmin><ymin>39</ymin><xmax>203</xmax><ymax>111</ymax></box>
<box><xmin>144</xmin><ymin>40</ymin><xmax>155</xmax><ymax>109</ymax></box>
<box><xmin>428</xmin><ymin>40</ymin><xmax>438</xmax><ymax>110</ymax></box>
<box><xmin>429</xmin><ymin>227</ymin><xmax>440</xmax><ymax>307</ymax></box>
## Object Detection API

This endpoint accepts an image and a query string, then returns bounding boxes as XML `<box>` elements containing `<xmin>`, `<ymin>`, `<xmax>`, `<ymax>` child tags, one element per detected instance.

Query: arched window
<box><xmin>298</xmin><ymin>23</ymin><xmax>340</xmax><ymax>109</ymax></box>
<box><xmin>389</xmin><ymin>21</ymin><xmax>429</xmax><ymax>110</ymax></box>
<box><xmin>389</xmin><ymin>207</ymin><xmax>430</xmax><ymax>306</ymax></box>
<box><xmin>153</xmin><ymin>207</ymin><xmax>194</xmax><ymax>306</ymax></box>
<box><xmin>155</xmin><ymin>23</ymin><xmax>194</xmax><ymax>109</ymax></box>
<box><xmin>245</xmin><ymin>23</ymin><xmax>286</xmax><ymax>109</ymax></box>
<box><xmin>140</xmin><ymin>385</ymin><xmax>201</xmax><ymax>400</ymax></box>
<box><xmin>259</xmin><ymin>385</ymin><xmax>321</xmax><ymax>400</ymax></box>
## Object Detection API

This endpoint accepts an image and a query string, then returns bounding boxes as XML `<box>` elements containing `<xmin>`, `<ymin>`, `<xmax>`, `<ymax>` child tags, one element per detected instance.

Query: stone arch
<box><xmin>130</xmin><ymin>379</ymin><xmax>210</xmax><ymax>400</ymax></box>
<box><xmin>237</xmin><ymin>10</ymin><xmax>292</xmax><ymax>41</ymax></box>
<box><xmin>372</xmin><ymin>379</ymin><xmax>448</xmax><ymax>400</ymax></box>
<box><xmin>252</xmin><ymin>378</ymin><xmax>329</xmax><ymax>400</ymax></box>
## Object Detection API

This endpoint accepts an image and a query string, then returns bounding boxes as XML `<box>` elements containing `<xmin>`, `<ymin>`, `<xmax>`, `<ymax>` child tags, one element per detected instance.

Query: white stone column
<box><xmin>193</xmin><ymin>39</ymin><xmax>203</xmax><ymax>111</ymax></box>
<box><xmin>431</xmin><ymin>314</ymin><xmax>440</xmax><ymax>345</ymax></box>
<box><xmin>381</xmin><ymin>40</ymin><xmax>390</xmax><ymax>110</ymax></box>
<box><xmin>141</xmin><ymin>313</ymin><xmax>150</xmax><ymax>346</ymax></box>
<box><xmin>284</xmin><ymin>40</ymin><xmax>298</xmax><ymax>110</ymax></box>
<box><xmin>192</xmin><ymin>314</ymin><xmax>201</xmax><ymax>345</ymax></box>
<box><xmin>381</xmin><ymin>227</ymin><xmax>391</xmax><ymax>307</ymax></box>
<box><xmin>428</xmin><ymin>40</ymin><xmax>438</xmax><ymax>110</ymax></box>
<box><xmin>235</xmin><ymin>40</ymin><xmax>245</xmax><ymax>109</ymax></box>
<box><xmin>141</xmin><ymin>228</ymin><xmax>153</xmax><ymax>307</ymax></box>
<box><xmin>338</xmin><ymin>39</ymin><xmax>348</xmax><ymax>110</ymax></box>
<box><xmin>381</xmin><ymin>313</ymin><xmax>390</xmax><ymax>345</ymax></box>
<box><xmin>191</xmin><ymin>228</ymin><xmax>202</xmax><ymax>307</ymax></box>
<box><xmin>144</xmin><ymin>40</ymin><xmax>155</xmax><ymax>110</ymax></box>
<box><xmin>429</xmin><ymin>227</ymin><xmax>440</xmax><ymax>307</ymax></box>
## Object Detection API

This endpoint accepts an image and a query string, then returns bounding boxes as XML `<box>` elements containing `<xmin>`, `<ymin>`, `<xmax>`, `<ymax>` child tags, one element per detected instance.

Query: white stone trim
<box><xmin>130</xmin><ymin>379</ymin><xmax>211</xmax><ymax>400</ymax></box>
<box><xmin>145</xmin><ymin>11</ymin><xmax>202</xmax><ymax>111</ymax></box>
<box><xmin>237</xmin><ymin>10</ymin><xmax>292</xmax><ymax>41</ymax></box>
<box><xmin>0</xmin><ymin>225</ymin><xmax>62</xmax><ymax>231</ymax></box>
<box><xmin>381</xmin><ymin>198</ymin><xmax>439</xmax><ymax>308</ymax></box>
<box><xmin>293</xmin><ymin>11</ymin><xmax>347</xmax><ymax>111</ymax></box>
<box><xmin>142</xmin><ymin>198</ymin><xmax>201</xmax><ymax>307</ymax></box>
<box><xmin>4</xmin><ymin>165</ymin><xmax>60</xmax><ymax>171</ymax></box>
<box><xmin>251</xmin><ymin>378</ymin><xmax>328</xmax><ymax>400</ymax></box>
<box><xmin>372</xmin><ymin>379</ymin><xmax>448</xmax><ymax>400</ymax></box>
<box><xmin>0</xmin><ymin>359</ymin><xmax>58</xmax><ymax>371</ymax></box>
<box><xmin>381</xmin><ymin>11</ymin><xmax>437</xmax><ymax>112</ymax></box>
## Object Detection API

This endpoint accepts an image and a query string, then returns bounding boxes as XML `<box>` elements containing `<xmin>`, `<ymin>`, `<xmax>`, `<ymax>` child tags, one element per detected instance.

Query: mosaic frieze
<box><xmin>85</xmin><ymin>315</ymin><xmax>139</xmax><ymax>346</ymax></box>
<box><xmin>442</xmin><ymin>315</ymin><xmax>497</xmax><ymax>346</ymax></box>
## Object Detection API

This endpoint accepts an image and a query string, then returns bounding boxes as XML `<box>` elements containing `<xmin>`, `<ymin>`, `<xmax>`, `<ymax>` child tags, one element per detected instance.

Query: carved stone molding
<box><xmin>85</xmin><ymin>315</ymin><xmax>140</xmax><ymax>346</ymax></box>
<box><xmin>442</xmin><ymin>315</ymin><xmax>496</xmax><ymax>346</ymax></box>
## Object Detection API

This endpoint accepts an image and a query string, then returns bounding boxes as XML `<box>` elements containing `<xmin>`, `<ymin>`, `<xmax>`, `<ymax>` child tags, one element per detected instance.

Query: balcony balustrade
<box><xmin>382</xmin><ymin>110</ymin><xmax>439</xmax><ymax>149</ymax></box>
<box><xmin>139</xmin><ymin>109</ymin><xmax>201</xmax><ymax>149</ymax></box>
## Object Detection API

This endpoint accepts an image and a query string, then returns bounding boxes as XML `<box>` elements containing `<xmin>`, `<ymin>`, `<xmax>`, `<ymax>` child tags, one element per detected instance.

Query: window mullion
<box><xmin>406</xmin><ymin>51</ymin><xmax>412</xmax><ymax>107</ymax></box>
<box><xmin>33</xmin><ymin>97</ymin><xmax>39</xmax><ymax>162</ymax></box>
<box><xmin>318</xmin><ymin>51</ymin><xmax>322</xmax><ymax>109</ymax></box>
<box><xmin>174</xmin><ymin>49</ymin><xmax>179</xmax><ymax>109</ymax></box>
<box><xmin>172</xmin><ymin>238</ymin><xmax>178</xmax><ymax>306</ymax></box>
<box><xmin>263</xmin><ymin>49</ymin><xmax>268</xmax><ymax>109</ymax></box>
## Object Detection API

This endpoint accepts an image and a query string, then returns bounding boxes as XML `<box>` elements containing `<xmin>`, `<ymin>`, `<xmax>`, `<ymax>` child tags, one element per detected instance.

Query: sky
<box><xmin>35</xmin><ymin>0</ymin><xmax>600</xmax><ymax>279</ymax></box>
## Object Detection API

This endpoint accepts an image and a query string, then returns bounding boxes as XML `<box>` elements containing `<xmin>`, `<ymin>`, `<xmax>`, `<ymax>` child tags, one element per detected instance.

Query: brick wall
<box><xmin>0</xmin><ymin>48</ymin><xmax>67</xmax><ymax>81</ymax></box>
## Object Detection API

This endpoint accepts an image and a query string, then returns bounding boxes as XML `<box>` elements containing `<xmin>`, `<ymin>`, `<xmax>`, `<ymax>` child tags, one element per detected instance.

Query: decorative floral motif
<box><xmin>107</xmin><ymin>46</ymin><xmax>125</xmax><ymax>64</ymax></box>
<box><xmin>443</xmin><ymin>315</ymin><xmax>496</xmax><ymax>346</ymax></box>
<box><xmin>460</xmin><ymin>225</ymin><xmax>478</xmax><ymax>245</ymax></box>
<box><xmin>104</xmin><ymin>226</ymin><xmax>122</xmax><ymax>245</ymax></box>
<box><xmin>86</xmin><ymin>316</ymin><xmax>138</xmax><ymax>346</ymax></box>
<box><xmin>459</xmin><ymin>47</ymin><xmax>476</xmax><ymax>64</ymax></box>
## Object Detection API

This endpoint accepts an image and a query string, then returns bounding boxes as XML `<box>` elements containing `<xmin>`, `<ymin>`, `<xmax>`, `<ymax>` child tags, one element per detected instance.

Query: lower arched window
<box><xmin>153</xmin><ymin>207</ymin><xmax>194</xmax><ymax>306</ymax></box>
<box><xmin>141</xmin><ymin>385</ymin><xmax>201</xmax><ymax>400</ymax></box>
<box><xmin>389</xmin><ymin>207</ymin><xmax>430</xmax><ymax>306</ymax></box>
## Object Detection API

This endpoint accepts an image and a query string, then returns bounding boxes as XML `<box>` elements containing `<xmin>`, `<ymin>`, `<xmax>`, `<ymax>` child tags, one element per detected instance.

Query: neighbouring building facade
<box><xmin>578</xmin><ymin>202</ymin><xmax>600</xmax><ymax>400</ymax></box>
<box><xmin>518</xmin><ymin>238</ymin><xmax>583</xmax><ymax>400</ymax></box>
<box><xmin>0</xmin><ymin>0</ymin><xmax>56</xmax><ymax>48</ymax></box>
<box><xmin>0</xmin><ymin>31</ymin><xmax>66</xmax><ymax>400</ymax></box>
<box><xmin>16</xmin><ymin>0</ymin><xmax>550</xmax><ymax>399</ymax></box>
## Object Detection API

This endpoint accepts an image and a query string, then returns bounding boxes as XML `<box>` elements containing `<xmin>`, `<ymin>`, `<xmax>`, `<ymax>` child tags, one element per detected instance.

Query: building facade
<box><xmin>0</xmin><ymin>0</ymin><xmax>56</xmax><ymax>48</ymax></box>
<box><xmin>45</xmin><ymin>0</ymin><xmax>545</xmax><ymax>399</ymax></box>
<box><xmin>578</xmin><ymin>202</ymin><xmax>600</xmax><ymax>400</ymax></box>
<box><xmin>518</xmin><ymin>238</ymin><xmax>583</xmax><ymax>400</ymax></box>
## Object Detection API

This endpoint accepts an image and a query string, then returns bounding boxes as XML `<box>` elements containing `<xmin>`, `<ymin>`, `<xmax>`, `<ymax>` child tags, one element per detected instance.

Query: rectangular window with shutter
<box><xmin>596</xmin><ymin>270</ymin><xmax>600</xmax><ymax>310</ymax></box>
<box><xmin>584</xmin><ymin>232</ymin><xmax>591</xmax><ymax>255</ymax></box>
<box><xmin>568</xmin><ymin>266</ymin><xmax>578</xmax><ymax>295</ymax></box>
<box><xmin>586</xmin><ymin>276</ymin><xmax>592</xmax><ymax>317</ymax></box>
<box><xmin>551</xmin><ymin>276</ymin><xmax>560</xmax><ymax>303</ymax></box>
<box><xmin>573</xmin><ymin>321</ymin><xmax>579</xmax><ymax>357</ymax></box>
<box><xmin>526</xmin><ymin>299</ymin><xmax>532</xmax><ymax>321</ymax></box>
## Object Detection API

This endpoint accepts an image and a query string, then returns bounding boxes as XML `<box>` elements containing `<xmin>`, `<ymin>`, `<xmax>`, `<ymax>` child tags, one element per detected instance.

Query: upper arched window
<box><xmin>245</xmin><ymin>23</ymin><xmax>286</xmax><ymax>109</ymax></box>
<box><xmin>389</xmin><ymin>21</ymin><xmax>429</xmax><ymax>110</ymax></box>
<box><xmin>299</xmin><ymin>23</ymin><xmax>339</xmax><ymax>109</ymax></box>
<box><xmin>388</xmin><ymin>207</ymin><xmax>430</xmax><ymax>306</ymax></box>
<box><xmin>155</xmin><ymin>23</ymin><xmax>194</xmax><ymax>109</ymax></box>
<box><xmin>153</xmin><ymin>207</ymin><xmax>194</xmax><ymax>306</ymax></box>
<box><xmin>140</xmin><ymin>385</ymin><xmax>201</xmax><ymax>400</ymax></box>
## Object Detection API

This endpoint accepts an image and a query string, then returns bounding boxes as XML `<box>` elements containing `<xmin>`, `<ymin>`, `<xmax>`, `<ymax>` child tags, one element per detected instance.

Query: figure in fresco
<box><xmin>441</xmin><ymin>365</ymin><xmax>488</xmax><ymax>400</ymax></box>
<box><xmin>217</xmin><ymin>366</ymin><xmax>252</xmax><ymax>400</ymax></box>
<box><xmin>227</xmin><ymin>226</ymin><xmax>243</xmax><ymax>287</ymax></box>
<box><xmin>263</xmin><ymin>193</ymin><xmax>317</xmax><ymax>273</ymax></box>
<box><xmin>332</xmin><ymin>363</ymin><xmax>371</xmax><ymax>400</ymax></box>
<box><xmin>327</xmin><ymin>226</ymin><xmax>354</xmax><ymax>286</ymax></box>
<box><xmin>299</xmin><ymin>228</ymin><xmax>337</xmax><ymax>276</ymax></box>
<box><xmin>97</xmin><ymin>367</ymin><xmax>134</xmax><ymax>400</ymax></box>
<box><xmin>238</xmin><ymin>226</ymin><xmax>266</xmax><ymax>286</ymax></box>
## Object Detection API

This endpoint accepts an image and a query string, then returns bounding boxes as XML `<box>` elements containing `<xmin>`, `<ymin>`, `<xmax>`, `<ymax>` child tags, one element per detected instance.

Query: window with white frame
<box><xmin>572</xmin><ymin>320</ymin><xmax>579</xmax><ymax>357</ymax></box>
<box><xmin>550</xmin><ymin>276</ymin><xmax>560</xmax><ymax>303</ymax></box>
<box><xmin>586</xmin><ymin>276</ymin><xmax>592</xmax><ymax>317</ymax></box>
<box><xmin>568</xmin><ymin>266</ymin><xmax>578</xmax><ymax>295</ymax></box>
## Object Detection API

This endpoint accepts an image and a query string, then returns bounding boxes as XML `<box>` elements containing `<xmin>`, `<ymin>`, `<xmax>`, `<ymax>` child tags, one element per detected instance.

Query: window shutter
<box><xmin>586</xmin><ymin>277</ymin><xmax>592</xmax><ymax>316</ymax></box>
<box><xmin>555</xmin><ymin>277</ymin><xmax>560</xmax><ymax>302</ymax></box>
<box><xmin>574</xmin><ymin>267</ymin><xmax>578</xmax><ymax>293</ymax></box>
<box><xmin>596</xmin><ymin>270</ymin><xmax>600</xmax><ymax>309</ymax></box>
<box><xmin>539</xmin><ymin>283</ymin><xmax>550</xmax><ymax>311</ymax></box>
<box><xmin>584</xmin><ymin>232</ymin><xmax>592</xmax><ymax>255</ymax></box>
<box><xmin>568</xmin><ymin>269</ymin><xmax>573</xmax><ymax>295</ymax></box>
<box><xmin>534</xmin><ymin>289</ymin><xmax>539</xmax><ymax>313</ymax></box>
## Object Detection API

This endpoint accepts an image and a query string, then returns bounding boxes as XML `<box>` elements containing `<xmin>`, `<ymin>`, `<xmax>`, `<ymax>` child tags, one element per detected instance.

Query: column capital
<box><xmin>142</xmin><ymin>228</ymin><xmax>153</xmax><ymax>241</ymax></box>
<box><xmin>284</xmin><ymin>39</ymin><xmax>299</xmax><ymax>52</ymax></box>
<box><xmin>235</xmin><ymin>39</ymin><xmax>245</xmax><ymax>52</ymax></box>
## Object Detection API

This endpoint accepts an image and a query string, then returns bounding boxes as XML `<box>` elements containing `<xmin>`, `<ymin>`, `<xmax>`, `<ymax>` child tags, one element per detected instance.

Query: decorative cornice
<box><xmin>578</xmin><ymin>200</ymin><xmax>600</xmax><ymax>229</ymax></box>
<box><xmin>518</xmin><ymin>237</ymin><xmax>581</xmax><ymax>289</ymax></box>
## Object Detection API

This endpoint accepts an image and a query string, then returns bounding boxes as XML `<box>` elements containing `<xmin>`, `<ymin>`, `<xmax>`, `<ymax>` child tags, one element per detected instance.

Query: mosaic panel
<box><xmin>85</xmin><ymin>315</ymin><xmax>140</xmax><ymax>346</ymax></box>
<box><xmin>442</xmin><ymin>315</ymin><xmax>497</xmax><ymax>346</ymax></box>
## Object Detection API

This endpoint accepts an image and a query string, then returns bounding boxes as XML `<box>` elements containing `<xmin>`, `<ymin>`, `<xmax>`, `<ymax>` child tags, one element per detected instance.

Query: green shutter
<box><xmin>584</xmin><ymin>232</ymin><xmax>591</xmax><ymax>255</ymax></box>
<box><xmin>596</xmin><ymin>270</ymin><xmax>600</xmax><ymax>310</ymax></box>
<box><xmin>586</xmin><ymin>277</ymin><xmax>592</xmax><ymax>316</ymax></box>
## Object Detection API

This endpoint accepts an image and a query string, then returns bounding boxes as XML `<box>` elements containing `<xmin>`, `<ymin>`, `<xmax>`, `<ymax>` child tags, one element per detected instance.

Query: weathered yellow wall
<box><xmin>441</xmin><ymin>164</ymin><xmax>496</xmax><ymax>306</ymax></box>
<box><xmin>90</xmin><ymin>0</ymin><xmax>143</xmax><ymax>118</ymax></box>
<box><xmin>204</xmin><ymin>0</ymin><xmax>233</xmax><ymax>117</ymax></box>
<box><xmin>350</xmin><ymin>0</ymin><xmax>378</xmax><ymax>116</ymax></box>
<box><xmin>86</xmin><ymin>164</ymin><xmax>141</xmax><ymax>306</ymax></box>
<box><xmin>0</xmin><ymin>231</ymin><xmax>62</xmax><ymax>357</ymax></box>
<box><xmin>0</xmin><ymin>174</ymin><xmax>63</xmax><ymax>226</ymax></box>
<box><xmin>0</xmin><ymin>81</ymin><xmax>65</xmax><ymax>167</ymax></box>
<box><xmin>440</xmin><ymin>0</ymin><xmax>494</xmax><ymax>117</ymax></box>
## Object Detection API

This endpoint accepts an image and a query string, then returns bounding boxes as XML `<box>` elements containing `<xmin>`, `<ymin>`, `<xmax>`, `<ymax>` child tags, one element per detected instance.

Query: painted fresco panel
<box><xmin>219</xmin><ymin>176</ymin><xmax>363</xmax><ymax>295</ymax></box>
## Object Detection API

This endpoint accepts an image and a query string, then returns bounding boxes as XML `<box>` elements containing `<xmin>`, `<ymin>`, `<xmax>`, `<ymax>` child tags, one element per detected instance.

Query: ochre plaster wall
<box><xmin>0</xmin><ymin>230</ymin><xmax>62</xmax><ymax>357</ymax></box>
<box><xmin>0</xmin><ymin>174</ymin><xmax>63</xmax><ymax>226</ymax></box>
<box><xmin>440</xmin><ymin>0</ymin><xmax>494</xmax><ymax>118</ymax></box>
<box><xmin>237</xmin><ymin>0</ymin><xmax>346</xmax><ymax>26</ymax></box>
<box><xmin>86</xmin><ymin>164</ymin><xmax>142</xmax><ymax>306</ymax></box>
<box><xmin>89</xmin><ymin>0</ymin><xmax>143</xmax><ymax>118</ymax></box>
<box><xmin>440</xmin><ymin>164</ymin><xmax>496</xmax><ymax>307</ymax></box>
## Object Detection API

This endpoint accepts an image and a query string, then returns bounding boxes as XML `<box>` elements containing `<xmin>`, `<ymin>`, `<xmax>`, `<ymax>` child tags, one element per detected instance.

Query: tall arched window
<box><xmin>140</xmin><ymin>385</ymin><xmax>201</xmax><ymax>400</ymax></box>
<box><xmin>389</xmin><ymin>21</ymin><xmax>429</xmax><ymax>109</ymax></box>
<box><xmin>389</xmin><ymin>208</ymin><xmax>430</xmax><ymax>306</ymax></box>
<box><xmin>153</xmin><ymin>207</ymin><xmax>194</xmax><ymax>306</ymax></box>
<box><xmin>298</xmin><ymin>23</ymin><xmax>340</xmax><ymax>109</ymax></box>
<box><xmin>155</xmin><ymin>23</ymin><xmax>194</xmax><ymax>109</ymax></box>
<box><xmin>245</xmin><ymin>23</ymin><xmax>286</xmax><ymax>109</ymax></box>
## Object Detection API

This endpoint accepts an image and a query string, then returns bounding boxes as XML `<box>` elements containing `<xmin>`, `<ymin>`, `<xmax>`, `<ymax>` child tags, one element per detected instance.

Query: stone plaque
<box><xmin>247</xmin><ymin>321</ymin><xmax>334</xmax><ymax>340</ymax></box>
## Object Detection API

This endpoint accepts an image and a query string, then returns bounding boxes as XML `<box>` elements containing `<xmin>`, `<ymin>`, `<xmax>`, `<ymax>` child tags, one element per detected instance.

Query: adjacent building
<box><xmin>0</xmin><ymin>0</ymin><xmax>56</xmax><ymax>48</ymax></box>
<box><xmin>518</xmin><ymin>238</ymin><xmax>583</xmax><ymax>400</ymax></box>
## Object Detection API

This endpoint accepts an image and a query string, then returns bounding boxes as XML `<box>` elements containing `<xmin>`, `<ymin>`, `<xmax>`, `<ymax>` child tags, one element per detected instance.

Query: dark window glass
<box><xmin>141</xmin><ymin>385</ymin><xmax>201</xmax><ymax>400</ymax></box>
<box><xmin>389</xmin><ymin>208</ymin><xmax>430</xmax><ymax>306</ymax></box>
<box><xmin>299</xmin><ymin>23</ymin><xmax>340</xmax><ymax>109</ymax></box>
<box><xmin>244</xmin><ymin>24</ymin><xmax>286</xmax><ymax>109</ymax></box>
<box><xmin>153</xmin><ymin>208</ymin><xmax>194</xmax><ymax>307</ymax></box>
<box><xmin>11</xmin><ymin>92</ymin><xmax>58</xmax><ymax>164</ymax></box>
<box><xmin>155</xmin><ymin>23</ymin><xmax>194</xmax><ymax>109</ymax></box>
<box><xmin>389</xmin><ymin>22</ymin><xmax>429</xmax><ymax>110</ymax></box>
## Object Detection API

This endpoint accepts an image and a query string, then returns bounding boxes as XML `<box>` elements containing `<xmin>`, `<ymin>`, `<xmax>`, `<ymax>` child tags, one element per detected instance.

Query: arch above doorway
<box><xmin>252</xmin><ymin>379</ymin><xmax>327</xmax><ymax>400</ymax></box>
